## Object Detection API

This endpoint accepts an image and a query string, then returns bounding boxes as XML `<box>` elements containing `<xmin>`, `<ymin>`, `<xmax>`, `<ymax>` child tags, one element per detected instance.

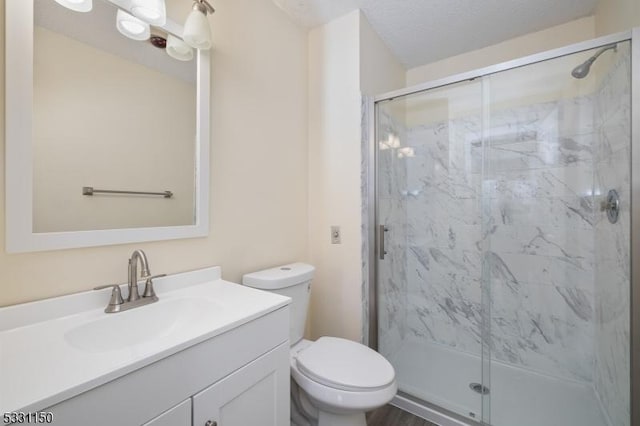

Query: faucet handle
<box><xmin>93</xmin><ymin>284</ymin><xmax>125</xmax><ymax>309</ymax></box>
<box><xmin>142</xmin><ymin>274</ymin><xmax>166</xmax><ymax>299</ymax></box>
<box><xmin>147</xmin><ymin>274</ymin><xmax>167</xmax><ymax>280</ymax></box>
<box><xmin>94</xmin><ymin>283</ymin><xmax>121</xmax><ymax>291</ymax></box>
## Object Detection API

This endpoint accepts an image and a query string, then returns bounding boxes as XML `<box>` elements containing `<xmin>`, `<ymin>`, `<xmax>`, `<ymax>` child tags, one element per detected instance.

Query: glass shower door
<box><xmin>376</xmin><ymin>78</ymin><xmax>489</xmax><ymax>422</ymax></box>
<box><xmin>375</xmin><ymin>38</ymin><xmax>632</xmax><ymax>426</ymax></box>
<box><xmin>484</xmin><ymin>41</ymin><xmax>632</xmax><ymax>426</ymax></box>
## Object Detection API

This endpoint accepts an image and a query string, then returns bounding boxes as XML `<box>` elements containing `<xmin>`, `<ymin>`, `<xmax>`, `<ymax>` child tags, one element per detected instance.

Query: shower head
<box><xmin>571</xmin><ymin>44</ymin><xmax>617</xmax><ymax>79</ymax></box>
<box><xmin>571</xmin><ymin>57</ymin><xmax>596</xmax><ymax>79</ymax></box>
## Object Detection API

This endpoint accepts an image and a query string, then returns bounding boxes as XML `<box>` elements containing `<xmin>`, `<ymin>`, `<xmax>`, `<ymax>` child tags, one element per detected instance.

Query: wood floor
<box><xmin>367</xmin><ymin>405</ymin><xmax>437</xmax><ymax>426</ymax></box>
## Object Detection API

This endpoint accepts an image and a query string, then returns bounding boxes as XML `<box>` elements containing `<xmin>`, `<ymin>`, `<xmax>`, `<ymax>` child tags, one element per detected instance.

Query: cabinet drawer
<box><xmin>193</xmin><ymin>343</ymin><xmax>290</xmax><ymax>426</ymax></box>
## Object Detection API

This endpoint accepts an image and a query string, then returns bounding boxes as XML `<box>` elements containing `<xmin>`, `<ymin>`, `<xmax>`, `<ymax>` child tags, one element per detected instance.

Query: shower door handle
<box><xmin>379</xmin><ymin>225</ymin><xmax>388</xmax><ymax>260</ymax></box>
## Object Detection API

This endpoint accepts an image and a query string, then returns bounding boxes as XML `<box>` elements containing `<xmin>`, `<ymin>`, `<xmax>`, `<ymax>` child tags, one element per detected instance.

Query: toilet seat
<box><xmin>290</xmin><ymin>339</ymin><xmax>398</xmax><ymax>414</ymax></box>
<box><xmin>296</xmin><ymin>337</ymin><xmax>395</xmax><ymax>392</ymax></box>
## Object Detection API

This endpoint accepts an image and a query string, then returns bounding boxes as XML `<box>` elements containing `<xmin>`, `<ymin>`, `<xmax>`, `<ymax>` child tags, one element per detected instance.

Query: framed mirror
<box><xmin>5</xmin><ymin>0</ymin><xmax>210</xmax><ymax>252</ymax></box>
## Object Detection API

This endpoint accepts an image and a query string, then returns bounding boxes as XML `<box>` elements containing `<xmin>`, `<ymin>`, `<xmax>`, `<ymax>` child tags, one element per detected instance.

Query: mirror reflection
<box><xmin>33</xmin><ymin>0</ymin><xmax>197</xmax><ymax>233</ymax></box>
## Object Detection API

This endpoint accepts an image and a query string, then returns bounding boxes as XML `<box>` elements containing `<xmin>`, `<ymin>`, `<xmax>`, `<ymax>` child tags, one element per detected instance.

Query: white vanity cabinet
<box><xmin>41</xmin><ymin>307</ymin><xmax>290</xmax><ymax>426</ymax></box>
<box><xmin>192</xmin><ymin>344</ymin><xmax>290</xmax><ymax>426</ymax></box>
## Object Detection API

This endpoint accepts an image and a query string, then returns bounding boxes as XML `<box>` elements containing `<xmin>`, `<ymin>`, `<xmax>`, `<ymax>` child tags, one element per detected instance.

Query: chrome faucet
<box><xmin>94</xmin><ymin>249</ymin><xmax>165</xmax><ymax>313</ymax></box>
<box><xmin>128</xmin><ymin>249</ymin><xmax>151</xmax><ymax>302</ymax></box>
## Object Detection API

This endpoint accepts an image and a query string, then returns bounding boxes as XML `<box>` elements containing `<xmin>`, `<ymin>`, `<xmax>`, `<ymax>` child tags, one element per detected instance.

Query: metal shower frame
<box><xmin>366</xmin><ymin>27</ymin><xmax>640</xmax><ymax>425</ymax></box>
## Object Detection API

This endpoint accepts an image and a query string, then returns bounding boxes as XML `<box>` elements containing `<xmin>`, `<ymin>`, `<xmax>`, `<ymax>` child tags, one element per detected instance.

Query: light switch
<box><xmin>331</xmin><ymin>226</ymin><xmax>341</xmax><ymax>244</ymax></box>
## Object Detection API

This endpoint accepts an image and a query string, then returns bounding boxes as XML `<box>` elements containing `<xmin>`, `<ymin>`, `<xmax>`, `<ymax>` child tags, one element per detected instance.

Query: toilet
<box><xmin>242</xmin><ymin>263</ymin><xmax>397</xmax><ymax>426</ymax></box>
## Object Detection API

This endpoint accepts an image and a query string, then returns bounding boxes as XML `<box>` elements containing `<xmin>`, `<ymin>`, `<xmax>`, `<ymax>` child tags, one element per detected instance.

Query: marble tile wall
<box><xmin>361</xmin><ymin>97</ymin><xmax>371</xmax><ymax>346</ymax></box>
<box><xmin>401</xmin><ymin>94</ymin><xmax>598</xmax><ymax>382</ymax></box>
<box><xmin>484</xmin><ymin>95</ymin><xmax>598</xmax><ymax>383</ymax></box>
<box><xmin>593</xmin><ymin>42</ymin><xmax>631</xmax><ymax>426</ymax></box>
<box><xmin>403</xmin><ymin>116</ymin><xmax>483</xmax><ymax>357</ymax></box>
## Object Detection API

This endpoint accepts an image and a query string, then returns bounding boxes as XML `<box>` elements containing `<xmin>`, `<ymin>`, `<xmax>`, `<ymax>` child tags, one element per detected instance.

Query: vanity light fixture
<box><xmin>130</xmin><ymin>0</ymin><xmax>167</xmax><ymax>26</ymax></box>
<box><xmin>183</xmin><ymin>0</ymin><xmax>215</xmax><ymax>50</ymax></box>
<box><xmin>116</xmin><ymin>9</ymin><xmax>151</xmax><ymax>41</ymax></box>
<box><xmin>53</xmin><ymin>0</ymin><xmax>93</xmax><ymax>13</ymax></box>
<box><xmin>166</xmin><ymin>35</ymin><xmax>194</xmax><ymax>61</ymax></box>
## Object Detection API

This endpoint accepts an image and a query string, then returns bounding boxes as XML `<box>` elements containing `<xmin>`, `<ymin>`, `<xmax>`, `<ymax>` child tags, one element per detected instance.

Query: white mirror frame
<box><xmin>5</xmin><ymin>0</ymin><xmax>210</xmax><ymax>253</ymax></box>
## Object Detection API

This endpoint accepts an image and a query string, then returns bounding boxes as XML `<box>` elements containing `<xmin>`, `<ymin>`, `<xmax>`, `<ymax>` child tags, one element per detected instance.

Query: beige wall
<box><xmin>595</xmin><ymin>0</ymin><xmax>640</xmax><ymax>35</ymax></box>
<box><xmin>308</xmin><ymin>10</ymin><xmax>362</xmax><ymax>342</ymax></box>
<box><xmin>359</xmin><ymin>13</ymin><xmax>406</xmax><ymax>96</ymax></box>
<box><xmin>307</xmin><ymin>10</ymin><xmax>404</xmax><ymax>342</ymax></box>
<box><xmin>33</xmin><ymin>26</ymin><xmax>196</xmax><ymax>232</ymax></box>
<box><xmin>407</xmin><ymin>17</ymin><xmax>596</xmax><ymax>85</ymax></box>
<box><xmin>0</xmin><ymin>0</ymin><xmax>309</xmax><ymax>306</ymax></box>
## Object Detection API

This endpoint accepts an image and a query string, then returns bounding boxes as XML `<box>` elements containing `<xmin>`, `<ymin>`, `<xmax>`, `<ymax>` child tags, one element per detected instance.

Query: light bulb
<box><xmin>116</xmin><ymin>10</ymin><xmax>150</xmax><ymax>41</ymax></box>
<box><xmin>130</xmin><ymin>0</ymin><xmax>166</xmax><ymax>26</ymax></box>
<box><xmin>166</xmin><ymin>35</ymin><xmax>194</xmax><ymax>61</ymax></box>
<box><xmin>54</xmin><ymin>0</ymin><xmax>92</xmax><ymax>12</ymax></box>
<box><xmin>183</xmin><ymin>8</ymin><xmax>212</xmax><ymax>50</ymax></box>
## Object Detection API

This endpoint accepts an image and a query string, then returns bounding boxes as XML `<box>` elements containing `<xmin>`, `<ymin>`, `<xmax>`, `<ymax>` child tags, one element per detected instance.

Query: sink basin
<box><xmin>64</xmin><ymin>297</ymin><xmax>213</xmax><ymax>352</ymax></box>
<box><xmin>0</xmin><ymin>266</ymin><xmax>291</xmax><ymax>415</ymax></box>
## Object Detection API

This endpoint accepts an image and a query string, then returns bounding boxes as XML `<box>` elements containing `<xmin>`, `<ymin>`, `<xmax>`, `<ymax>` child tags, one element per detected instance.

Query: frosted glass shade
<box><xmin>166</xmin><ymin>35</ymin><xmax>194</xmax><ymax>61</ymax></box>
<box><xmin>54</xmin><ymin>0</ymin><xmax>92</xmax><ymax>13</ymax></box>
<box><xmin>130</xmin><ymin>0</ymin><xmax>166</xmax><ymax>26</ymax></box>
<box><xmin>116</xmin><ymin>10</ymin><xmax>150</xmax><ymax>41</ymax></box>
<box><xmin>183</xmin><ymin>9</ymin><xmax>212</xmax><ymax>50</ymax></box>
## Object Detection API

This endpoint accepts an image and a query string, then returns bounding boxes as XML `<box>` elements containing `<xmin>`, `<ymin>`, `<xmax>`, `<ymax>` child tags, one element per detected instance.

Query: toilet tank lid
<box><xmin>242</xmin><ymin>263</ymin><xmax>315</xmax><ymax>290</ymax></box>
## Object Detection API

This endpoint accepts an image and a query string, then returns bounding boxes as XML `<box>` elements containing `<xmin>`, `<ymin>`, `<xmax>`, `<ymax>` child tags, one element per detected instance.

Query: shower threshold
<box><xmin>386</xmin><ymin>339</ymin><xmax>611</xmax><ymax>426</ymax></box>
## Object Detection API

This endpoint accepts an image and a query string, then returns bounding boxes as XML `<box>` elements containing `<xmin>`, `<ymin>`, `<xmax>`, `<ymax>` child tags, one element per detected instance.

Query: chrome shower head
<box><xmin>571</xmin><ymin>57</ymin><xmax>596</xmax><ymax>79</ymax></box>
<box><xmin>571</xmin><ymin>44</ymin><xmax>617</xmax><ymax>79</ymax></box>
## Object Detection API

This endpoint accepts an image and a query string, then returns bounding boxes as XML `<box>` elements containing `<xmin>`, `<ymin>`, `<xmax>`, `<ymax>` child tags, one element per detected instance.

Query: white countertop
<box><xmin>0</xmin><ymin>266</ymin><xmax>290</xmax><ymax>414</ymax></box>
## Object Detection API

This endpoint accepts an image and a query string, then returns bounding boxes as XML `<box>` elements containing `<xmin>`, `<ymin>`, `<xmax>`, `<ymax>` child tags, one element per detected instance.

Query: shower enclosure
<box><xmin>368</xmin><ymin>29</ymin><xmax>639</xmax><ymax>426</ymax></box>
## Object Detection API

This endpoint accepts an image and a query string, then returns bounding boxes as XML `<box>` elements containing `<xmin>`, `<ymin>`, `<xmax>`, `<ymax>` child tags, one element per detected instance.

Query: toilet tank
<box><xmin>242</xmin><ymin>263</ymin><xmax>315</xmax><ymax>345</ymax></box>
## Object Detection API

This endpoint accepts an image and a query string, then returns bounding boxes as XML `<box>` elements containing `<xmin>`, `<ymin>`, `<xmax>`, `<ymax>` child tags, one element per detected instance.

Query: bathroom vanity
<box><xmin>0</xmin><ymin>267</ymin><xmax>290</xmax><ymax>426</ymax></box>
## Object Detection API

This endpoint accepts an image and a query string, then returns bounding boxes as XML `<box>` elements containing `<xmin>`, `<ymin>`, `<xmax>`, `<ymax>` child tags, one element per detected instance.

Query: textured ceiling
<box><xmin>273</xmin><ymin>0</ymin><xmax>598</xmax><ymax>67</ymax></box>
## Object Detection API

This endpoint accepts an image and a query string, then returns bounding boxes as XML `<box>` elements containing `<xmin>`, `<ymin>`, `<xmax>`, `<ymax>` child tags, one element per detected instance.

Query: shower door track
<box><xmin>366</xmin><ymin>27</ymin><xmax>640</xmax><ymax>426</ymax></box>
<box><xmin>393</xmin><ymin>391</ymin><xmax>484</xmax><ymax>426</ymax></box>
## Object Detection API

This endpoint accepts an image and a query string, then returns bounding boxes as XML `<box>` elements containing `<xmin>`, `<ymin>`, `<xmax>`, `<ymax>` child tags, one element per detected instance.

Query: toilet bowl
<box><xmin>290</xmin><ymin>339</ymin><xmax>397</xmax><ymax>426</ymax></box>
<box><xmin>242</xmin><ymin>263</ymin><xmax>397</xmax><ymax>426</ymax></box>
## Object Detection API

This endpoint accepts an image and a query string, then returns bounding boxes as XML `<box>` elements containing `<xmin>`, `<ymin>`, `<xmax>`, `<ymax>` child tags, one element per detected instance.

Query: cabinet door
<box><xmin>142</xmin><ymin>399</ymin><xmax>191</xmax><ymax>426</ymax></box>
<box><xmin>193</xmin><ymin>343</ymin><xmax>290</xmax><ymax>426</ymax></box>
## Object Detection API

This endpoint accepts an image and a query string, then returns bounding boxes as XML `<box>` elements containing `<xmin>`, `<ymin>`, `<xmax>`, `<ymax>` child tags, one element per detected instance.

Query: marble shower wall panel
<box><xmin>485</xmin><ymin>94</ymin><xmax>596</xmax><ymax>382</ymax></box>
<box><xmin>406</xmin><ymin>245</ymin><xmax>483</xmax><ymax>352</ymax></box>
<box><xmin>472</xmin><ymin>101</ymin><xmax>592</xmax><ymax>174</ymax></box>
<box><xmin>404</xmin><ymin>116</ymin><xmax>484</xmax><ymax>356</ymax></box>
<box><xmin>593</xmin><ymin>43</ymin><xmax>631</xmax><ymax>426</ymax></box>
<box><xmin>489</xmin><ymin>278</ymin><xmax>595</xmax><ymax>381</ymax></box>
<box><xmin>403</xmin><ymin>93</ymin><xmax>598</xmax><ymax>381</ymax></box>
<box><xmin>377</xmin><ymin>109</ymin><xmax>409</xmax><ymax>360</ymax></box>
<box><xmin>361</xmin><ymin>98</ymin><xmax>370</xmax><ymax>345</ymax></box>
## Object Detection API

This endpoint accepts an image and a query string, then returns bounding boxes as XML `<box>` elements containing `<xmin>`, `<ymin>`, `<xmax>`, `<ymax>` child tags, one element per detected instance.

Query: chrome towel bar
<box><xmin>82</xmin><ymin>186</ymin><xmax>173</xmax><ymax>198</ymax></box>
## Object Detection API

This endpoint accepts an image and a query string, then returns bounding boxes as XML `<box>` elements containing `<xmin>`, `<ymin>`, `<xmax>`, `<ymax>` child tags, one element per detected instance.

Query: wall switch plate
<box><xmin>331</xmin><ymin>226</ymin><xmax>341</xmax><ymax>244</ymax></box>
